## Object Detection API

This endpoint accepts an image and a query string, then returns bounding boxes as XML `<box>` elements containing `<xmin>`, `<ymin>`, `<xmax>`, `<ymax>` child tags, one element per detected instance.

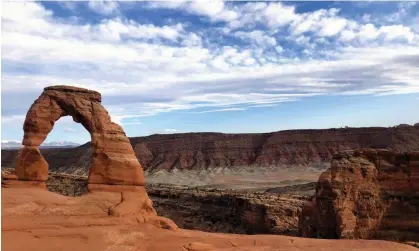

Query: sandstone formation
<box><xmin>2</xmin><ymin>85</ymin><xmax>175</xmax><ymax>229</ymax></box>
<box><xmin>13</xmin><ymin>85</ymin><xmax>145</xmax><ymax>186</ymax></box>
<box><xmin>15</xmin><ymin>146</ymin><xmax>48</xmax><ymax>181</ymax></box>
<box><xmin>2</xmin><ymin>187</ymin><xmax>416</xmax><ymax>251</ymax></box>
<box><xmin>3</xmin><ymin>125</ymin><xmax>419</xmax><ymax>174</ymax></box>
<box><xmin>299</xmin><ymin>149</ymin><xmax>419</xmax><ymax>242</ymax></box>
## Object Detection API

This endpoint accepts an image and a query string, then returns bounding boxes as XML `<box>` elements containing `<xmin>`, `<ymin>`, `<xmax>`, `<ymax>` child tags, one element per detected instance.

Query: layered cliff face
<box><xmin>131</xmin><ymin>126</ymin><xmax>419</xmax><ymax>171</ymax></box>
<box><xmin>2</xmin><ymin>125</ymin><xmax>419</xmax><ymax>174</ymax></box>
<box><xmin>299</xmin><ymin>149</ymin><xmax>419</xmax><ymax>242</ymax></box>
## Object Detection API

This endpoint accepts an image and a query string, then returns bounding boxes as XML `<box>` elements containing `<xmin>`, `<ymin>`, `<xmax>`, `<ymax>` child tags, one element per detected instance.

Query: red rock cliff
<box><xmin>2</xmin><ymin>125</ymin><xmax>419</xmax><ymax>173</ymax></box>
<box><xmin>299</xmin><ymin>149</ymin><xmax>419</xmax><ymax>242</ymax></box>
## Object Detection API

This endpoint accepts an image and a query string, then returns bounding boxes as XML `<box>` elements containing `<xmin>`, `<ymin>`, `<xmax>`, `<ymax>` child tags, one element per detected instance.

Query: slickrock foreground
<box><xmin>2</xmin><ymin>188</ymin><xmax>416</xmax><ymax>251</ymax></box>
<box><xmin>299</xmin><ymin>149</ymin><xmax>419</xmax><ymax>242</ymax></box>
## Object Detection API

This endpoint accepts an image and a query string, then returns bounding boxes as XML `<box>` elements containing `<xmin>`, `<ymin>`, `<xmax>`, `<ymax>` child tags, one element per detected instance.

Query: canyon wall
<box><xmin>148</xmin><ymin>184</ymin><xmax>308</xmax><ymax>235</ymax></box>
<box><xmin>2</xmin><ymin>125</ymin><xmax>419</xmax><ymax>174</ymax></box>
<box><xmin>299</xmin><ymin>149</ymin><xmax>419</xmax><ymax>242</ymax></box>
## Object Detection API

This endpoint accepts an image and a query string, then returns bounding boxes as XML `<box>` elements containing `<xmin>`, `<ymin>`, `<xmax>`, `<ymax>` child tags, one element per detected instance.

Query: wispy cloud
<box><xmin>193</xmin><ymin>107</ymin><xmax>246</xmax><ymax>113</ymax></box>
<box><xmin>64</xmin><ymin>127</ymin><xmax>77</xmax><ymax>133</ymax></box>
<box><xmin>1</xmin><ymin>140</ymin><xmax>20</xmax><ymax>144</ymax></box>
<box><xmin>88</xmin><ymin>0</ymin><xmax>119</xmax><ymax>16</ymax></box>
<box><xmin>2</xmin><ymin>1</ymin><xmax>419</xmax><ymax>134</ymax></box>
<box><xmin>149</xmin><ymin>128</ymin><xmax>177</xmax><ymax>134</ymax></box>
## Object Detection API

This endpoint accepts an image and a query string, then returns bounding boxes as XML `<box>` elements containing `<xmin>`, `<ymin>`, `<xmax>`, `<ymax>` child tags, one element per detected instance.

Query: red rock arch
<box><xmin>15</xmin><ymin>85</ymin><xmax>145</xmax><ymax>186</ymax></box>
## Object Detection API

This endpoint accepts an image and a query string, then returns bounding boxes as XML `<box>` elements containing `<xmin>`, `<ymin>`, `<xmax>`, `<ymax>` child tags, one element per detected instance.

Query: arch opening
<box><xmin>41</xmin><ymin>116</ymin><xmax>90</xmax><ymax>196</ymax></box>
<box><xmin>14</xmin><ymin>85</ymin><xmax>145</xmax><ymax>190</ymax></box>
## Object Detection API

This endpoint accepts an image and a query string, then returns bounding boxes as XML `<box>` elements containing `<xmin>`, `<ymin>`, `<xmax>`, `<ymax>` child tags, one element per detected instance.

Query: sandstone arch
<box><xmin>15</xmin><ymin>85</ymin><xmax>145</xmax><ymax>187</ymax></box>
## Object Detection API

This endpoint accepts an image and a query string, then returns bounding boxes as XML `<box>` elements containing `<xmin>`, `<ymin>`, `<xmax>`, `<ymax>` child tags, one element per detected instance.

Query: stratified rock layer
<box><xmin>16</xmin><ymin>85</ymin><xmax>145</xmax><ymax>186</ymax></box>
<box><xmin>299</xmin><ymin>149</ymin><xmax>419</xmax><ymax>242</ymax></box>
<box><xmin>3</xmin><ymin>125</ymin><xmax>419</xmax><ymax>175</ymax></box>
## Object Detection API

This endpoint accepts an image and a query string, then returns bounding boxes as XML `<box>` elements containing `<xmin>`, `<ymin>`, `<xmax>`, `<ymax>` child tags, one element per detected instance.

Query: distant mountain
<box><xmin>1</xmin><ymin>140</ymin><xmax>21</xmax><ymax>149</ymax></box>
<box><xmin>1</xmin><ymin>140</ymin><xmax>80</xmax><ymax>149</ymax></box>
<box><xmin>41</xmin><ymin>141</ymin><xmax>81</xmax><ymax>148</ymax></box>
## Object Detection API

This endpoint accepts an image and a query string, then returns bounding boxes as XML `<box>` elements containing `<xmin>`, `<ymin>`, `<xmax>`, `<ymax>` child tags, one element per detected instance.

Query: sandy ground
<box><xmin>2</xmin><ymin>187</ymin><xmax>416</xmax><ymax>251</ymax></box>
<box><xmin>145</xmin><ymin>166</ymin><xmax>326</xmax><ymax>190</ymax></box>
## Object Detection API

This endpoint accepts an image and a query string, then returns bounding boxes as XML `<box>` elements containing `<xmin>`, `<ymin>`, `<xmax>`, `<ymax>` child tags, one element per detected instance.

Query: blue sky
<box><xmin>2</xmin><ymin>1</ymin><xmax>419</xmax><ymax>144</ymax></box>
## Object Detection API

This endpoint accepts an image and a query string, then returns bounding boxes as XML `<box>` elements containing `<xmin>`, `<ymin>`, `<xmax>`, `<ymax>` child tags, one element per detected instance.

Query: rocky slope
<box><xmin>2</xmin><ymin>124</ymin><xmax>419</xmax><ymax>174</ymax></box>
<box><xmin>299</xmin><ymin>149</ymin><xmax>419</xmax><ymax>242</ymax></box>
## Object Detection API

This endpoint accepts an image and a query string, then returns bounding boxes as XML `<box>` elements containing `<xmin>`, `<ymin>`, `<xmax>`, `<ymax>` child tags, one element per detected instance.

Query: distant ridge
<box><xmin>2</xmin><ymin>124</ymin><xmax>419</xmax><ymax>174</ymax></box>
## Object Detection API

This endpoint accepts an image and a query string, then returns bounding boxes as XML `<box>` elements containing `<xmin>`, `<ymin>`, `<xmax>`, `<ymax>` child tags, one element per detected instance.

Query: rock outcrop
<box><xmin>2</xmin><ymin>85</ymin><xmax>176</xmax><ymax>229</ymax></box>
<box><xmin>3</xmin><ymin>125</ymin><xmax>419</xmax><ymax>174</ymax></box>
<box><xmin>299</xmin><ymin>149</ymin><xmax>419</xmax><ymax>242</ymax></box>
<box><xmin>13</xmin><ymin>85</ymin><xmax>145</xmax><ymax>186</ymax></box>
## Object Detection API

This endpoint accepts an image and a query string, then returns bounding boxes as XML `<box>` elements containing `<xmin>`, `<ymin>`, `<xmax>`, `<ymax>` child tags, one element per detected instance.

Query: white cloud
<box><xmin>340</xmin><ymin>30</ymin><xmax>356</xmax><ymax>42</ymax></box>
<box><xmin>149</xmin><ymin>128</ymin><xmax>177</xmax><ymax>134</ymax></box>
<box><xmin>275</xmin><ymin>45</ymin><xmax>284</xmax><ymax>53</ymax></box>
<box><xmin>2</xmin><ymin>1</ymin><xmax>419</xmax><ymax>131</ymax></box>
<box><xmin>358</xmin><ymin>23</ymin><xmax>381</xmax><ymax>41</ymax></box>
<box><xmin>64</xmin><ymin>127</ymin><xmax>77</xmax><ymax>133</ymax></box>
<box><xmin>2</xmin><ymin>2</ymin><xmax>194</xmax><ymax>45</ymax></box>
<box><xmin>149</xmin><ymin>0</ymin><xmax>238</xmax><ymax>22</ymax></box>
<box><xmin>234</xmin><ymin>30</ymin><xmax>276</xmax><ymax>48</ymax></box>
<box><xmin>1</xmin><ymin>115</ymin><xmax>26</xmax><ymax>124</ymax></box>
<box><xmin>1</xmin><ymin>140</ymin><xmax>21</xmax><ymax>144</ymax></box>
<box><xmin>262</xmin><ymin>2</ymin><xmax>298</xmax><ymax>28</ymax></box>
<box><xmin>289</xmin><ymin>8</ymin><xmax>353</xmax><ymax>38</ymax></box>
<box><xmin>88</xmin><ymin>0</ymin><xmax>119</xmax><ymax>16</ymax></box>
<box><xmin>96</xmin><ymin>20</ymin><xmax>186</xmax><ymax>41</ymax></box>
<box><xmin>380</xmin><ymin>25</ymin><xmax>415</xmax><ymax>42</ymax></box>
<box><xmin>318</xmin><ymin>17</ymin><xmax>348</xmax><ymax>37</ymax></box>
<box><xmin>339</xmin><ymin>23</ymin><xmax>416</xmax><ymax>43</ymax></box>
<box><xmin>194</xmin><ymin>108</ymin><xmax>245</xmax><ymax>113</ymax></box>
<box><xmin>121</xmin><ymin>118</ymin><xmax>142</xmax><ymax>125</ymax></box>
<box><xmin>148</xmin><ymin>1</ymin><xmax>418</xmax><ymax>46</ymax></box>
